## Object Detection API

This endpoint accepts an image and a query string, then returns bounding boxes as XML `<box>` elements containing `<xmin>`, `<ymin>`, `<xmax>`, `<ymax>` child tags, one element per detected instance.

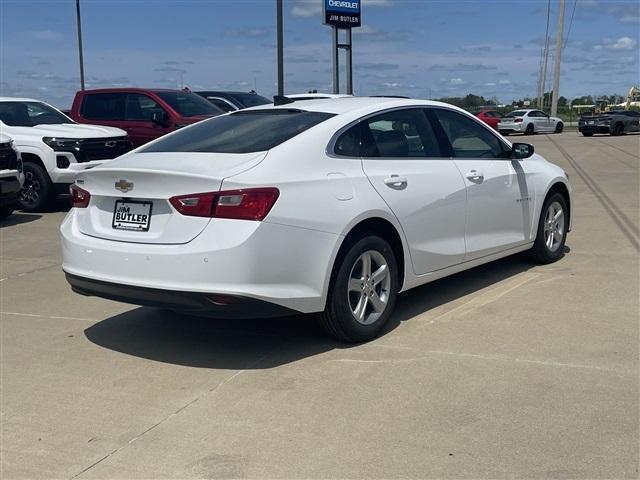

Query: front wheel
<box><xmin>555</xmin><ymin>122</ymin><xmax>564</xmax><ymax>133</ymax></box>
<box><xmin>531</xmin><ymin>193</ymin><xmax>568</xmax><ymax>264</ymax></box>
<box><xmin>19</xmin><ymin>163</ymin><xmax>53</xmax><ymax>212</ymax></box>
<box><xmin>320</xmin><ymin>236</ymin><xmax>398</xmax><ymax>342</ymax></box>
<box><xmin>524</xmin><ymin>123</ymin><xmax>535</xmax><ymax>135</ymax></box>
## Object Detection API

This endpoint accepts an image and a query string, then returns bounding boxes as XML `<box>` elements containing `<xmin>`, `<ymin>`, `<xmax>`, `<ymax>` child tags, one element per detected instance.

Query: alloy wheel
<box><xmin>20</xmin><ymin>171</ymin><xmax>41</xmax><ymax>208</ymax></box>
<box><xmin>347</xmin><ymin>250</ymin><xmax>391</xmax><ymax>326</ymax></box>
<box><xmin>543</xmin><ymin>201</ymin><xmax>565</xmax><ymax>252</ymax></box>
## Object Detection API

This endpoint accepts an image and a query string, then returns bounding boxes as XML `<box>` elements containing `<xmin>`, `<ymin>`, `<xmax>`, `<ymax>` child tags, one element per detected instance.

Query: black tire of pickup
<box><xmin>19</xmin><ymin>162</ymin><xmax>54</xmax><ymax>212</ymax></box>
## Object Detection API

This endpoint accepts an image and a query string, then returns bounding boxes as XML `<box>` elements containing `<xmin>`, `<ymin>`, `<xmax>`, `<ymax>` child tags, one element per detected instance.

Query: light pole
<box><xmin>75</xmin><ymin>0</ymin><xmax>85</xmax><ymax>90</ymax></box>
<box><xmin>276</xmin><ymin>0</ymin><xmax>284</xmax><ymax>96</ymax></box>
<box><xmin>551</xmin><ymin>0</ymin><xmax>565</xmax><ymax>116</ymax></box>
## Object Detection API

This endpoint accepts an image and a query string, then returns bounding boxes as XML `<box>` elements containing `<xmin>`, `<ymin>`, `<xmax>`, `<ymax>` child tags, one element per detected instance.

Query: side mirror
<box><xmin>511</xmin><ymin>142</ymin><xmax>534</xmax><ymax>160</ymax></box>
<box><xmin>152</xmin><ymin>110</ymin><xmax>169</xmax><ymax>127</ymax></box>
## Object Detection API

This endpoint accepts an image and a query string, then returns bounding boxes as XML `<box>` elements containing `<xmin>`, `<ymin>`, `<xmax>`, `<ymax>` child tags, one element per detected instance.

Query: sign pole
<box><xmin>76</xmin><ymin>0</ymin><xmax>85</xmax><ymax>91</ymax></box>
<box><xmin>346</xmin><ymin>28</ymin><xmax>353</xmax><ymax>94</ymax></box>
<box><xmin>332</xmin><ymin>26</ymin><xmax>339</xmax><ymax>94</ymax></box>
<box><xmin>276</xmin><ymin>0</ymin><xmax>284</xmax><ymax>96</ymax></box>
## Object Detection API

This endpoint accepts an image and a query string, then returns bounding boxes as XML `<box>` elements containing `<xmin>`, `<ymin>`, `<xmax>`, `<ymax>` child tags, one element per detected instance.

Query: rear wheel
<box><xmin>320</xmin><ymin>235</ymin><xmax>398</xmax><ymax>343</ymax></box>
<box><xmin>19</xmin><ymin>163</ymin><xmax>53</xmax><ymax>212</ymax></box>
<box><xmin>555</xmin><ymin>122</ymin><xmax>564</xmax><ymax>133</ymax></box>
<box><xmin>581</xmin><ymin>132</ymin><xmax>593</xmax><ymax>137</ymax></box>
<box><xmin>611</xmin><ymin>123</ymin><xmax>624</xmax><ymax>136</ymax></box>
<box><xmin>531</xmin><ymin>192</ymin><xmax>568</xmax><ymax>264</ymax></box>
<box><xmin>524</xmin><ymin>123</ymin><xmax>535</xmax><ymax>135</ymax></box>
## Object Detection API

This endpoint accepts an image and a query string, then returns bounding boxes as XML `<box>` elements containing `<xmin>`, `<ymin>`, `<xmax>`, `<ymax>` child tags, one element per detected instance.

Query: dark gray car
<box><xmin>578</xmin><ymin>110</ymin><xmax>640</xmax><ymax>136</ymax></box>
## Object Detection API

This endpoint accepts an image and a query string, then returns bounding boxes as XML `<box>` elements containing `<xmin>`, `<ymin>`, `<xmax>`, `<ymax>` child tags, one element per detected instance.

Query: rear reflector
<box><xmin>70</xmin><ymin>184</ymin><xmax>90</xmax><ymax>208</ymax></box>
<box><xmin>169</xmin><ymin>187</ymin><xmax>279</xmax><ymax>221</ymax></box>
<box><xmin>515</xmin><ymin>118</ymin><xmax>523</xmax><ymax>123</ymax></box>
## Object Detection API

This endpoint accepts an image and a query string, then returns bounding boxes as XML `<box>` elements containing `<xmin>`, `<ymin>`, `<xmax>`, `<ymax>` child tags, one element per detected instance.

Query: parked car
<box><xmin>498</xmin><ymin>109</ymin><xmax>563</xmax><ymax>135</ymax></box>
<box><xmin>195</xmin><ymin>90</ymin><xmax>271</xmax><ymax>112</ymax></box>
<box><xmin>475</xmin><ymin>110</ymin><xmax>501</xmax><ymax>130</ymax></box>
<box><xmin>61</xmin><ymin>97</ymin><xmax>571</xmax><ymax>343</ymax></box>
<box><xmin>0</xmin><ymin>133</ymin><xmax>24</xmax><ymax>220</ymax></box>
<box><xmin>70</xmin><ymin>88</ymin><xmax>223</xmax><ymax>147</ymax></box>
<box><xmin>578</xmin><ymin>110</ymin><xmax>640</xmax><ymax>136</ymax></box>
<box><xmin>0</xmin><ymin>97</ymin><xmax>131</xmax><ymax>211</ymax></box>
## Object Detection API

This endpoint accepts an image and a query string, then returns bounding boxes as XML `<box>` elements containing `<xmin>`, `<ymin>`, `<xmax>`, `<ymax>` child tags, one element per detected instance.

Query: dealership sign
<box><xmin>323</xmin><ymin>0</ymin><xmax>361</xmax><ymax>28</ymax></box>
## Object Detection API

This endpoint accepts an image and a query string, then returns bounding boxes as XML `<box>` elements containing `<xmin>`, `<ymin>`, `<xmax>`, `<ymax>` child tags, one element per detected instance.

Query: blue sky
<box><xmin>1</xmin><ymin>0</ymin><xmax>638</xmax><ymax>108</ymax></box>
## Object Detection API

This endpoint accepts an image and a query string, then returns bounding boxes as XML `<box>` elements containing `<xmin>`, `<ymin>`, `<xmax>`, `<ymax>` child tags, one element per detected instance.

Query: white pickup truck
<box><xmin>0</xmin><ymin>97</ymin><xmax>132</xmax><ymax>211</ymax></box>
<box><xmin>0</xmin><ymin>133</ymin><xmax>24</xmax><ymax>220</ymax></box>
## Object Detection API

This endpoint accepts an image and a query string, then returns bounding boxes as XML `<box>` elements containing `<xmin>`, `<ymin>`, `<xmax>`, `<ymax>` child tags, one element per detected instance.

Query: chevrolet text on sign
<box><xmin>323</xmin><ymin>0</ymin><xmax>361</xmax><ymax>28</ymax></box>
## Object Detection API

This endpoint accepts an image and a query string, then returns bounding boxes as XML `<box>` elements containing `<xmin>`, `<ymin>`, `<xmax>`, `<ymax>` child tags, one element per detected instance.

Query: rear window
<box><xmin>155</xmin><ymin>91</ymin><xmax>222</xmax><ymax>117</ymax></box>
<box><xmin>228</xmin><ymin>93</ymin><xmax>271</xmax><ymax>108</ymax></box>
<box><xmin>142</xmin><ymin>109</ymin><xmax>335</xmax><ymax>154</ymax></box>
<box><xmin>505</xmin><ymin>110</ymin><xmax>527</xmax><ymax>117</ymax></box>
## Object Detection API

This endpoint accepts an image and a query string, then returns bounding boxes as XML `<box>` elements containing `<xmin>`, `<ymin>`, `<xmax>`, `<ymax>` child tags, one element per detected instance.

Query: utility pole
<box><xmin>537</xmin><ymin>0</ymin><xmax>551</xmax><ymax>110</ymax></box>
<box><xmin>551</xmin><ymin>0</ymin><xmax>565</xmax><ymax>116</ymax></box>
<box><xmin>75</xmin><ymin>0</ymin><xmax>85</xmax><ymax>90</ymax></box>
<box><xmin>276</xmin><ymin>0</ymin><xmax>284</xmax><ymax>96</ymax></box>
<box><xmin>332</xmin><ymin>27</ymin><xmax>339</xmax><ymax>94</ymax></box>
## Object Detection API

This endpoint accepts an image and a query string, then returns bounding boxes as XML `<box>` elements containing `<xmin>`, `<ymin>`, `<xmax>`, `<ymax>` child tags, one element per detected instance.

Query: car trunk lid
<box><xmin>75</xmin><ymin>151</ymin><xmax>267</xmax><ymax>244</ymax></box>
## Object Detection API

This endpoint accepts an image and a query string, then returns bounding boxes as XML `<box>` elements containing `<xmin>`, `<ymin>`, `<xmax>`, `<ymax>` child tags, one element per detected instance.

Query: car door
<box><xmin>79</xmin><ymin>92</ymin><xmax>127</xmax><ymax>130</ymax></box>
<box><xmin>123</xmin><ymin>93</ymin><xmax>173</xmax><ymax>146</ymax></box>
<box><xmin>353</xmin><ymin>108</ymin><xmax>467</xmax><ymax>274</ymax></box>
<box><xmin>430</xmin><ymin>108</ymin><xmax>535</xmax><ymax>260</ymax></box>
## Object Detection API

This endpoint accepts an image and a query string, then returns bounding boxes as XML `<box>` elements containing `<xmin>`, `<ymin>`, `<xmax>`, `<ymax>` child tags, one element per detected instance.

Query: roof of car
<box><xmin>196</xmin><ymin>91</ymin><xmax>260</xmax><ymax>96</ymax></box>
<box><xmin>0</xmin><ymin>96</ymin><xmax>43</xmax><ymax>102</ymax></box>
<box><xmin>76</xmin><ymin>88</ymin><xmax>191</xmax><ymax>94</ymax></box>
<box><xmin>250</xmin><ymin>96</ymin><xmax>463</xmax><ymax>116</ymax></box>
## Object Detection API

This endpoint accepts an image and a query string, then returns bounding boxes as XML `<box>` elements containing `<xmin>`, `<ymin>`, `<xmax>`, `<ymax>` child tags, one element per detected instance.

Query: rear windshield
<box><xmin>142</xmin><ymin>109</ymin><xmax>335</xmax><ymax>154</ymax></box>
<box><xmin>155</xmin><ymin>91</ymin><xmax>222</xmax><ymax>117</ymax></box>
<box><xmin>229</xmin><ymin>93</ymin><xmax>271</xmax><ymax>108</ymax></box>
<box><xmin>505</xmin><ymin>110</ymin><xmax>527</xmax><ymax>117</ymax></box>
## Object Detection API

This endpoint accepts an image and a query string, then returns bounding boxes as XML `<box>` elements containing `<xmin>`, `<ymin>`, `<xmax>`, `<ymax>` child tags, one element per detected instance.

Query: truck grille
<box><xmin>72</xmin><ymin>137</ymin><xmax>133</xmax><ymax>162</ymax></box>
<box><xmin>0</xmin><ymin>142</ymin><xmax>18</xmax><ymax>170</ymax></box>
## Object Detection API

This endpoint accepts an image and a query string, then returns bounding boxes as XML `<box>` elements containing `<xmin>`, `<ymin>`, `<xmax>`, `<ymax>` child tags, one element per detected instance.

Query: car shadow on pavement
<box><xmin>84</xmin><ymin>250</ymin><xmax>563</xmax><ymax>370</ymax></box>
<box><xmin>0</xmin><ymin>213</ymin><xmax>42</xmax><ymax>227</ymax></box>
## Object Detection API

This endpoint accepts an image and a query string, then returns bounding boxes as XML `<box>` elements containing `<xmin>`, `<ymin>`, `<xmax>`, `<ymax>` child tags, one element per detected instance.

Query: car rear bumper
<box><xmin>578</xmin><ymin>125</ymin><xmax>611</xmax><ymax>134</ymax></box>
<box><xmin>498</xmin><ymin>122</ymin><xmax>524</xmax><ymax>133</ymax></box>
<box><xmin>61</xmin><ymin>210</ymin><xmax>340</xmax><ymax>314</ymax></box>
<box><xmin>66</xmin><ymin>273</ymin><xmax>298</xmax><ymax>317</ymax></box>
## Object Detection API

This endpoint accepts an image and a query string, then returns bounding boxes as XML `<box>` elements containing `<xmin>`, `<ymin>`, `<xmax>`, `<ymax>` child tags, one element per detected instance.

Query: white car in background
<box><xmin>61</xmin><ymin>97</ymin><xmax>571</xmax><ymax>342</ymax></box>
<box><xmin>498</xmin><ymin>109</ymin><xmax>564</xmax><ymax>135</ymax></box>
<box><xmin>0</xmin><ymin>97</ymin><xmax>132</xmax><ymax>211</ymax></box>
<box><xmin>0</xmin><ymin>133</ymin><xmax>24</xmax><ymax>220</ymax></box>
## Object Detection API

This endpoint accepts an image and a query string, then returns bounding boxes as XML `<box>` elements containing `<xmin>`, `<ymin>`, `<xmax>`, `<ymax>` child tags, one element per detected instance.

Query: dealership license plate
<box><xmin>112</xmin><ymin>200</ymin><xmax>152</xmax><ymax>231</ymax></box>
<box><xmin>587</xmin><ymin>121</ymin><xmax>595</xmax><ymax>125</ymax></box>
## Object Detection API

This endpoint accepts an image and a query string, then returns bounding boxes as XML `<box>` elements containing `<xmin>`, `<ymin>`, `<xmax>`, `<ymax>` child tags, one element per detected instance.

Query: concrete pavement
<box><xmin>1</xmin><ymin>132</ymin><xmax>638</xmax><ymax>479</ymax></box>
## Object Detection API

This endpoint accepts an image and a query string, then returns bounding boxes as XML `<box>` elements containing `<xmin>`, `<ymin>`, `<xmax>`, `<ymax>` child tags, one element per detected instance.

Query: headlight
<box><xmin>42</xmin><ymin>137</ymin><xmax>81</xmax><ymax>150</ymax></box>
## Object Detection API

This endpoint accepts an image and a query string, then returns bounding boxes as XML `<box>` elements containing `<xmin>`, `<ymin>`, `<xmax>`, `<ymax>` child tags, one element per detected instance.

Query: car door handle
<box><xmin>465</xmin><ymin>170</ymin><xmax>484</xmax><ymax>182</ymax></box>
<box><xmin>383</xmin><ymin>175</ymin><xmax>408</xmax><ymax>189</ymax></box>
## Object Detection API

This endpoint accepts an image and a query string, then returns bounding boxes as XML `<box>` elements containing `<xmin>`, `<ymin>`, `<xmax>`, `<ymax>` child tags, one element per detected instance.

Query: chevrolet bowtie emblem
<box><xmin>115</xmin><ymin>179</ymin><xmax>133</xmax><ymax>193</ymax></box>
<box><xmin>105</xmin><ymin>140</ymin><xmax>117</xmax><ymax>148</ymax></box>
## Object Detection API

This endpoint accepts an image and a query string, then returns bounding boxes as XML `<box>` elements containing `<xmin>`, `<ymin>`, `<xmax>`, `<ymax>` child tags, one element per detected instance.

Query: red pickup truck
<box><xmin>69</xmin><ymin>88</ymin><xmax>223</xmax><ymax>147</ymax></box>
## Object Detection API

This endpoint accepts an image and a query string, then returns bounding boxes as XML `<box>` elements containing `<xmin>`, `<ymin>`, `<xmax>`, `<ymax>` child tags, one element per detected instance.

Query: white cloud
<box><xmin>498</xmin><ymin>79</ymin><xmax>511</xmax><ymax>85</ymax></box>
<box><xmin>449</xmin><ymin>78</ymin><xmax>466</xmax><ymax>85</ymax></box>
<box><xmin>606</xmin><ymin>36</ymin><xmax>637</xmax><ymax>50</ymax></box>
<box><xmin>383</xmin><ymin>82</ymin><xmax>401</xmax><ymax>87</ymax></box>
<box><xmin>485</xmin><ymin>82</ymin><xmax>497</xmax><ymax>86</ymax></box>
<box><xmin>619</xmin><ymin>14</ymin><xmax>640</xmax><ymax>24</ymax></box>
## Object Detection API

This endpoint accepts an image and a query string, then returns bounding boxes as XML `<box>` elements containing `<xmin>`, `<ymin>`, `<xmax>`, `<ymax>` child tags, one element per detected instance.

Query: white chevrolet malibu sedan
<box><xmin>61</xmin><ymin>97</ymin><xmax>571</xmax><ymax>342</ymax></box>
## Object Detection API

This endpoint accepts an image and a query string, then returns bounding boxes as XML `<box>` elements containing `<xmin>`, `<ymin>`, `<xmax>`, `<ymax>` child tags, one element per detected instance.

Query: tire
<box><xmin>555</xmin><ymin>122</ymin><xmax>564</xmax><ymax>133</ymax></box>
<box><xmin>0</xmin><ymin>206</ymin><xmax>14</xmax><ymax>220</ymax></box>
<box><xmin>524</xmin><ymin>123</ymin><xmax>535</xmax><ymax>135</ymax></box>
<box><xmin>611</xmin><ymin>123</ymin><xmax>624</xmax><ymax>136</ymax></box>
<box><xmin>531</xmin><ymin>192</ymin><xmax>568</xmax><ymax>264</ymax></box>
<box><xmin>581</xmin><ymin>132</ymin><xmax>593</xmax><ymax>137</ymax></box>
<box><xmin>320</xmin><ymin>235</ymin><xmax>398</xmax><ymax>343</ymax></box>
<box><xmin>19</xmin><ymin>162</ymin><xmax>53</xmax><ymax>212</ymax></box>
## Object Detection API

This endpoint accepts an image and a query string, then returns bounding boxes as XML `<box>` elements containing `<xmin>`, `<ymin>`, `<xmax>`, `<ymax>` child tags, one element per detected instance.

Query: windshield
<box><xmin>505</xmin><ymin>110</ymin><xmax>527</xmax><ymax>117</ymax></box>
<box><xmin>0</xmin><ymin>101</ymin><xmax>74</xmax><ymax>126</ymax></box>
<box><xmin>155</xmin><ymin>91</ymin><xmax>222</xmax><ymax>117</ymax></box>
<box><xmin>229</xmin><ymin>93</ymin><xmax>271</xmax><ymax>108</ymax></box>
<box><xmin>142</xmin><ymin>109</ymin><xmax>335</xmax><ymax>154</ymax></box>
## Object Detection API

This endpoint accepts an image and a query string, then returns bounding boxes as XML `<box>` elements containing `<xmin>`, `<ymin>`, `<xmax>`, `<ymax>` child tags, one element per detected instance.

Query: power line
<box><xmin>563</xmin><ymin>0</ymin><xmax>578</xmax><ymax>50</ymax></box>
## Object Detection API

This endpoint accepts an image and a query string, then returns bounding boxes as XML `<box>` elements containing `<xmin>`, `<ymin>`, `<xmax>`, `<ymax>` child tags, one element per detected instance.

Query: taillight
<box><xmin>169</xmin><ymin>192</ymin><xmax>217</xmax><ymax>217</ymax></box>
<box><xmin>515</xmin><ymin>118</ymin><xmax>523</xmax><ymax>123</ymax></box>
<box><xmin>169</xmin><ymin>187</ymin><xmax>279</xmax><ymax>221</ymax></box>
<box><xmin>70</xmin><ymin>184</ymin><xmax>90</xmax><ymax>208</ymax></box>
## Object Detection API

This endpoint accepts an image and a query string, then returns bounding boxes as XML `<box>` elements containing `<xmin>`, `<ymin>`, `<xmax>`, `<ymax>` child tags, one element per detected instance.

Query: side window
<box><xmin>334</xmin><ymin>123</ymin><xmax>361</xmax><ymax>157</ymax></box>
<box><xmin>81</xmin><ymin>93</ymin><xmax>126</xmax><ymax>120</ymax></box>
<box><xmin>432</xmin><ymin>109</ymin><xmax>507</xmax><ymax>159</ymax></box>
<box><xmin>208</xmin><ymin>98</ymin><xmax>236</xmax><ymax>113</ymax></box>
<box><xmin>528</xmin><ymin>111</ymin><xmax>539</xmax><ymax>118</ymax></box>
<box><xmin>363</xmin><ymin>109</ymin><xmax>442</xmax><ymax>158</ymax></box>
<box><xmin>125</xmin><ymin>94</ymin><xmax>164</xmax><ymax>121</ymax></box>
